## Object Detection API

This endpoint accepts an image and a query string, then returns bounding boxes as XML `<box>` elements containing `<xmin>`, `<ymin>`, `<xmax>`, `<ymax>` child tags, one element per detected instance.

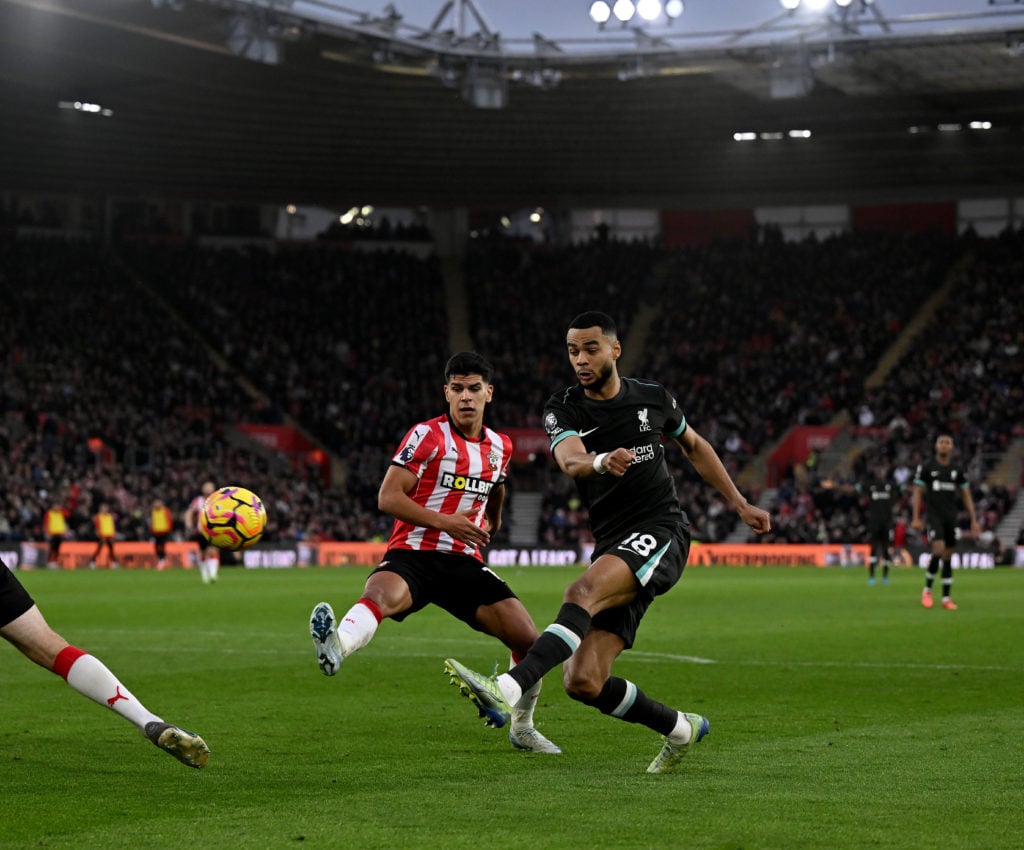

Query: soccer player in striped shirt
<box><xmin>309</xmin><ymin>352</ymin><xmax>560</xmax><ymax>754</ymax></box>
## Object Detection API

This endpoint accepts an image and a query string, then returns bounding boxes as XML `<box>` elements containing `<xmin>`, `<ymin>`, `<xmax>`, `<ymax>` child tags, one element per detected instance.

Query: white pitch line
<box><xmin>69</xmin><ymin>631</ymin><xmax>1024</xmax><ymax>672</ymax></box>
<box><xmin>628</xmin><ymin>650</ymin><xmax>1021</xmax><ymax>673</ymax></box>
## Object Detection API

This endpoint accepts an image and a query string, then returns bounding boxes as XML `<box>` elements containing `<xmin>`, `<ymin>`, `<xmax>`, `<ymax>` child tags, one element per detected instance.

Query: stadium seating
<box><xmin>1</xmin><ymin>228</ymin><xmax>1020</xmax><ymax>554</ymax></box>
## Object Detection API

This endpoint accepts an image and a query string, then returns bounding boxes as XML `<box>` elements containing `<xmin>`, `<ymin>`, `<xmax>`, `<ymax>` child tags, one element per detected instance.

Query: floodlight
<box><xmin>589</xmin><ymin>1</ymin><xmax>612</xmax><ymax>25</ymax></box>
<box><xmin>613</xmin><ymin>0</ymin><xmax>636</xmax><ymax>23</ymax></box>
<box><xmin>636</xmin><ymin>0</ymin><xmax>662</xmax><ymax>22</ymax></box>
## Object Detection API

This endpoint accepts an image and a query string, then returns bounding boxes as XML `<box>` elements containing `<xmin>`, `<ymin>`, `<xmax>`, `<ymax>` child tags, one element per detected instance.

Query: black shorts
<box><xmin>868</xmin><ymin>525</ymin><xmax>892</xmax><ymax>550</ymax></box>
<box><xmin>926</xmin><ymin>519</ymin><xmax>958</xmax><ymax>549</ymax></box>
<box><xmin>590</xmin><ymin>521</ymin><xmax>691</xmax><ymax>650</ymax></box>
<box><xmin>372</xmin><ymin>548</ymin><xmax>518</xmax><ymax>632</ymax></box>
<box><xmin>0</xmin><ymin>559</ymin><xmax>36</xmax><ymax>628</ymax></box>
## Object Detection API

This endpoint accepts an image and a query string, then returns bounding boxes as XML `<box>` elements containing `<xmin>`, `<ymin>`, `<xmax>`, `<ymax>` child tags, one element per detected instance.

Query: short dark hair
<box><xmin>445</xmin><ymin>351</ymin><xmax>494</xmax><ymax>383</ymax></box>
<box><xmin>569</xmin><ymin>311</ymin><xmax>617</xmax><ymax>337</ymax></box>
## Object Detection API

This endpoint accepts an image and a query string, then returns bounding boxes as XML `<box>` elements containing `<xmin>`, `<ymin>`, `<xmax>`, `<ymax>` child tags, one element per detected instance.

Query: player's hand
<box><xmin>911</xmin><ymin>517</ymin><xmax>924</xmax><ymax>532</ymax></box>
<box><xmin>603</xmin><ymin>448</ymin><xmax>637</xmax><ymax>477</ymax></box>
<box><xmin>442</xmin><ymin>508</ymin><xmax>490</xmax><ymax>547</ymax></box>
<box><xmin>740</xmin><ymin>503</ymin><xmax>772</xmax><ymax>534</ymax></box>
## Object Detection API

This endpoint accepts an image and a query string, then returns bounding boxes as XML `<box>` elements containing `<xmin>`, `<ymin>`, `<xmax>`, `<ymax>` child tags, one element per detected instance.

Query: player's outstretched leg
<box><xmin>444</xmin><ymin>658</ymin><xmax>512</xmax><ymax>728</ymax></box>
<box><xmin>646</xmin><ymin>713</ymin><xmax>709</xmax><ymax>775</ymax></box>
<box><xmin>310</xmin><ymin>602</ymin><xmax>344</xmax><ymax>676</ymax></box>
<box><xmin>144</xmin><ymin>722</ymin><xmax>210</xmax><ymax>769</ymax></box>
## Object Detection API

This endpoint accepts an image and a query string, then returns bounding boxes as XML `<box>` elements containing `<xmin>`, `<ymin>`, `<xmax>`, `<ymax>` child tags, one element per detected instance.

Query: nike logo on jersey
<box><xmin>579</xmin><ymin>427</ymin><xmax>599</xmax><ymax>438</ymax></box>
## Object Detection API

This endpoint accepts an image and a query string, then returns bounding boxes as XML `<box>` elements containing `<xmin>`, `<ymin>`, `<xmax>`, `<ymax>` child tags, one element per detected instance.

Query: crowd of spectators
<box><xmin>0</xmin><ymin>237</ymin><xmax>393</xmax><ymax>548</ymax></box>
<box><xmin>759</xmin><ymin>227</ymin><xmax>1024</xmax><ymax>552</ymax></box>
<box><xmin>1</xmin><ymin>227</ymin><xmax>1021</xmax><ymax>557</ymax></box>
<box><xmin>464</xmin><ymin>236</ymin><xmax>658</xmax><ymax>428</ymax></box>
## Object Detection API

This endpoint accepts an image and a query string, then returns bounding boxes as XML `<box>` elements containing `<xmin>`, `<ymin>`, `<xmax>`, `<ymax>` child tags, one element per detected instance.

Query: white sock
<box><xmin>512</xmin><ymin>679</ymin><xmax>541</xmax><ymax>731</ymax></box>
<box><xmin>668</xmin><ymin>711</ymin><xmax>694</xmax><ymax>745</ymax></box>
<box><xmin>496</xmin><ymin>673</ymin><xmax>523</xmax><ymax>708</ymax></box>
<box><xmin>337</xmin><ymin>601</ymin><xmax>380</xmax><ymax>655</ymax></box>
<box><xmin>206</xmin><ymin>558</ymin><xmax>219</xmax><ymax>581</ymax></box>
<box><xmin>61</xmin><ymin>651</ymin><xmax>161</xmax><ymax>732</ymax></box>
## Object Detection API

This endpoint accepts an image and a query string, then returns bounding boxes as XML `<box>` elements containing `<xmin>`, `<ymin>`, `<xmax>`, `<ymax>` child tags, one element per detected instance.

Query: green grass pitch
<box><xmin>3</xmin><ymin>564</ymin><xmax>1022</xmax><ymax>850</ymax></box>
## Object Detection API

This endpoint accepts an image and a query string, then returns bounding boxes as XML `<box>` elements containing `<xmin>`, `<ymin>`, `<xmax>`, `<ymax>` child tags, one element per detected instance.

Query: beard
<box><xmin>583</xmin><ymin>361</ymin><xmax>616</xmax><ymax>394</ymax></box>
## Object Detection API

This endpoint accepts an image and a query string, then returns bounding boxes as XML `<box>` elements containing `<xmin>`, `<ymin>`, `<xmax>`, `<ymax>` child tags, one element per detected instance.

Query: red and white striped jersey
<box><xmin>387</xmin><ymin>414</ymin><xmax>512</xmax><ymax>560</ymax></box>
<box><xmin>186</xmin><ymin>494</ymin><xmax>206</xmax><ymax>531</ymax></box>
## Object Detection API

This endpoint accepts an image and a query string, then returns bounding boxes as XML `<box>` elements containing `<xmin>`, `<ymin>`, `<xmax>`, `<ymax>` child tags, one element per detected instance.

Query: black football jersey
<box><xmin>913</xmin><ymin>459</ymin><xmax>968</xmax><ymax>523</ymax></box>
<box><xmin>856</xmin><ymin>477</ymin><xmax>897</xmax><ymax>527</ymax></box>
<box><xmin>543</xmin><ymin>377</ymin><xmax>689</xmax><ymax>543</ymax></box>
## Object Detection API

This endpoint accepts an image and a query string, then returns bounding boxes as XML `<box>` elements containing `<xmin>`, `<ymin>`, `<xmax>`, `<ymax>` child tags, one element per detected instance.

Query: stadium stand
<box><xmin>1</xmin><ymin>228</ymin><xmax>1020</xmax><ymax>558</ymax></box>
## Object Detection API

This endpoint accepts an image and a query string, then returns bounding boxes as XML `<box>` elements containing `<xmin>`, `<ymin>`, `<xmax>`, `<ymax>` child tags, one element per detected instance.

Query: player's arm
<box><xmin>910</xmin><ymin>484</ymin><xmax>924</xmax><ymax>529</ymax></box>
<box><xmin>674</xmin><ymin>425</ymin><xmax>771</xmax><ymax>534</ymax></box>
<box><xmin>820</xmin><ymin>479</ymin><xmax>855</xmax><ymax>494</ymax></box>
<box><xmin>377</xmin><ymin>464</ymin><xmax>489</xmax><ymax>547</ymax></box>
<box><xmin>483</xmin><ymin>481</ymin><xmax>505</xmax><ymax>535</ymax></box>
<box><xmin>960</xmin><ymin>483</ymin><xmax>981</xmax><ymax>536</ymax></box>
<box><xmin>551</xmin><ymin>434</ymin><xmax>636</xmax><ymax>478</ymax></box>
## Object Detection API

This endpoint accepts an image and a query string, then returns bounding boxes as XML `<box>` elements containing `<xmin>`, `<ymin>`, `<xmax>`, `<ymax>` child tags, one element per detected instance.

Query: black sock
<box><xmin>579</xmin><ymin>676</ymin><xmax>679</xmax><ymax>736</ymax></box>
<box><xmin>941</xmin><ymin>559</ymin><xmax>953</xmax><ymax>597</ymax></box>
<box><xmin>508</xmin><ymin>602</ymin><xmax>591</xmax><ymax>693</ymax></box>
<box><xmin>925</xmin><ymin>555</ymin><xmax>939</xmax><ymax>589</ymax></box>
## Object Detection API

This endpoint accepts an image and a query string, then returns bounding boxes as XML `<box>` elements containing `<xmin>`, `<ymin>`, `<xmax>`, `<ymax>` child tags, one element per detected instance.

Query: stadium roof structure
<box><xmin>2</xmin><ymin>0</ymin><xmax>1024</xmax><ymax>209</ymax></box>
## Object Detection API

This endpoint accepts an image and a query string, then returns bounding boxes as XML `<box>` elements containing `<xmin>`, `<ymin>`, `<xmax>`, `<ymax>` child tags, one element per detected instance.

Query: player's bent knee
<box><xmin>563</xmin><ymin>673</ymin><xmax>603</xmax><ymax>704</ymax></box>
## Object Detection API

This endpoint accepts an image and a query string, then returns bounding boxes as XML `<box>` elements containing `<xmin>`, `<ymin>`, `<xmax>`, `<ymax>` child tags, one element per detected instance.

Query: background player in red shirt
<box><xmin>184</xmin><ymin>480</ymin><xmax>218</xmax><ymax>583</ymax></box>
<box><xmin>309</xmin><ymin>352</ymin><xmax>560</xmax><ymax>754</ymax></box>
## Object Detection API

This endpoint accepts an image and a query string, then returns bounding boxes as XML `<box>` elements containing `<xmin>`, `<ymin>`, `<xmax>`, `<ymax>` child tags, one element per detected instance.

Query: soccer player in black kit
<box><xmin>911</xmin><ymin>434</ymin><xmax>980</xmax><ymax>610</ymax></box>
<box><xmin>858</xmin><ymin>465</ymin><xmax>898</xmax><ymax>585</ymax></box>
<box><xmin>823</xmin><ymin>464</ymin><xmax>898</xmax><ymax>584</ymax></box>
<box><xmin>445</xmin><ymin>311</ymin><xmax>771</xmax><ymax>773</ymax></box>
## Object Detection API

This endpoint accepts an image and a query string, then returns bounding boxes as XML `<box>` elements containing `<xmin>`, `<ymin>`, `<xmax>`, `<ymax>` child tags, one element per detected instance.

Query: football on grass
<box><xmin>199</xmin><ymin>486</ymin><xmax>267</xmax><ymax>551</ymax></box>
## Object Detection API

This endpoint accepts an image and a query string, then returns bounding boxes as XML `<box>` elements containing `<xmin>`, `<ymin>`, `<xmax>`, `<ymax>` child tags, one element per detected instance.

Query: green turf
<box><xmin>3</xmin><ymin>565</ymin><xmax>1022</xmax><ymax>850</ymax></box>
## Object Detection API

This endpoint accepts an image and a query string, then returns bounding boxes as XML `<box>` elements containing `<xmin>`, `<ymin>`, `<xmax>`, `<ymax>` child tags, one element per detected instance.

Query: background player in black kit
<box><xmin>445</xmin><ymin>311</ymin><xmax>771</xmax><ymax>774</ymax></box>
<box><xmin>825</xmin><ymin>463</ymin><xmax>899</xmax><ymax>585</ymax></box>
<box><xmin>911</xmin><ymin>434</ymin><xmax>980</xmax><ymax>610</ymax></box>
<box><xmin>858</xmin><ymin>466</ymin><xmax>898</xmax><ymax>585</ymax></box>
